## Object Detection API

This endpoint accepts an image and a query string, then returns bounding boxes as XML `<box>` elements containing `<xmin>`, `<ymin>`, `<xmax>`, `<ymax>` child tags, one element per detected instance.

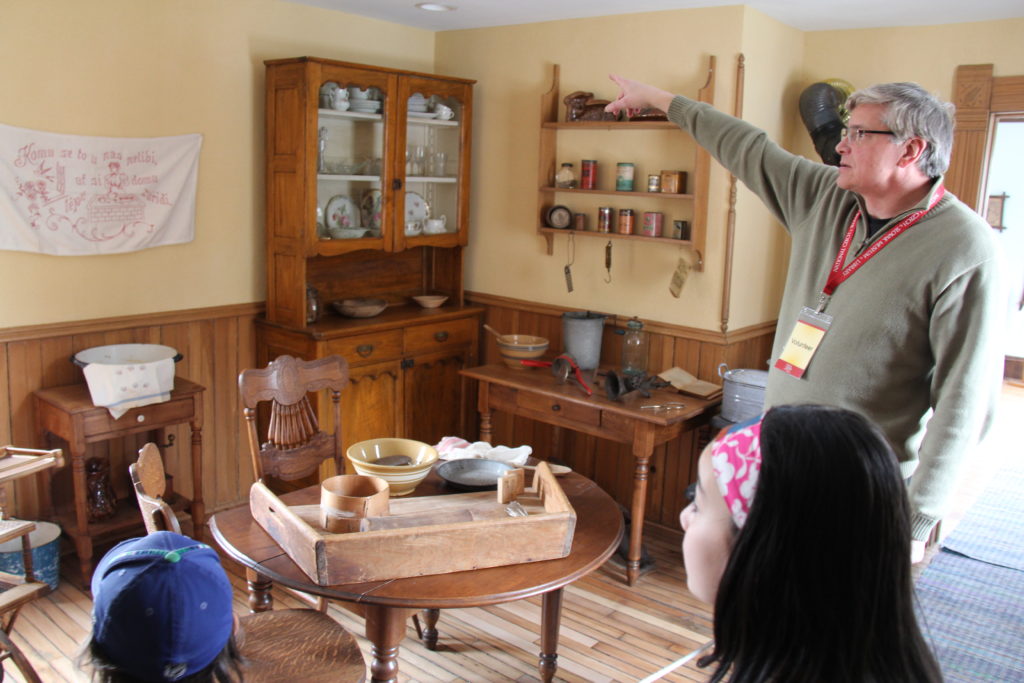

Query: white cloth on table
<box><xmin>82</xmin><ymin>358</ymin><xmax>174</xmax><ymax>419</ymax></box>
<box><xmin>433</xmin><ymin>436</ymin><xmax>531</xmax><ymax>465</ymax></box>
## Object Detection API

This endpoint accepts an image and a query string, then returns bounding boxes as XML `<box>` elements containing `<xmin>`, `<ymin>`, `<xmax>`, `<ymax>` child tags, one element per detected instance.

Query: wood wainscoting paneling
<box><xmin>466</xmin><ymin>291</ymin><xmax>775</xmax><ymax>532</ymax></box>
<box><xmin>0</xmin><ymin>303</ymin><xmax>261</xmax><ymax>522</ymax></box>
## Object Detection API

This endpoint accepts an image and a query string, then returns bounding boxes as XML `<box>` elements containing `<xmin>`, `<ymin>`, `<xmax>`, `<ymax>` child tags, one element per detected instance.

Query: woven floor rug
<box><xmin>915</xmin><ymin>456</ymin><xmax>1024</xmax><ymax>681</ymax></box>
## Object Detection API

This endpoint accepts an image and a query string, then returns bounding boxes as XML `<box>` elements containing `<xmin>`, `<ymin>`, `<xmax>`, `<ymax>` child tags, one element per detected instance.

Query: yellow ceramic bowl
<box><xmin>345</xmin><ymin>438</ymin><xmax>439</xmax><ymax>496</ymax></box>
<box><xmin>496</xmin><ymin>334</ymin><xmax>549</xmax><ymax>369</ymax></box>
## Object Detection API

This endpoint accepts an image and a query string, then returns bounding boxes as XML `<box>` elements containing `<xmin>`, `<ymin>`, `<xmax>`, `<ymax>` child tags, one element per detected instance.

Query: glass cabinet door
<box><xmin>395</xmin><ymin>75</ymin><xmax>472</xmax><ymax>249</ymax></box>
<box><xmin>314</xmin><ymin>67</ymin><xmax>394</xmax><ymax>253</ymax></box>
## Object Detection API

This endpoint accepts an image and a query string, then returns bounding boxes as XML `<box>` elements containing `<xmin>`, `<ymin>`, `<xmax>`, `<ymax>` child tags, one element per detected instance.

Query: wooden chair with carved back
<box><xmin>239</xmin><ymin>355</ymin><xmax>349</xmax><ymax>487</ymax></box>
<box><xmin>128</xmin><ymin>443</ymin><xmax>367</xmax><ymax>682</ymax></box>
<box><xmin>238</xmin><ymin>355</ymin><xmax>349</xmax><ymax>612</ymax></box>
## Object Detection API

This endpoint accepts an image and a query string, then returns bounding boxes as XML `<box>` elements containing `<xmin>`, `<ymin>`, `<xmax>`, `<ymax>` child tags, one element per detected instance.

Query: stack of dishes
<box><xmin>407</xmin><ymin>92</ymin><xmax>436</xmax><ymax>119</ymax></box>
<box><xmin>408</xmin><ymin>93</ymin><xmax>428</xmax><ymax>112</ymax></box>
<box><xmin>350</xmin><ymin>99</ymin><xmax>381</xmax><ymax>114</ymax></box>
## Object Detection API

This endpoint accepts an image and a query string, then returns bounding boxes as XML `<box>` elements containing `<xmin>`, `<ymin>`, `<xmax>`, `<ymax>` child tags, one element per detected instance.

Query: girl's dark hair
<box><xmin>699</xmin><ymin>404</ymin><xmax>941</xmax><ymax>682</ymax></box>
<box><xmin>79</xmin><ymin>635</ymin><xmax>244</xmax><ymax>682</ymax></box>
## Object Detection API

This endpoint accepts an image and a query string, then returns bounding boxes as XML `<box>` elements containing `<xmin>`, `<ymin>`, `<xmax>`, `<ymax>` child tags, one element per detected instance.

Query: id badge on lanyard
<box><xmin>774</xmin><ymin>187</ymin><xmax>945</xmax><ymax>380</ymax></box>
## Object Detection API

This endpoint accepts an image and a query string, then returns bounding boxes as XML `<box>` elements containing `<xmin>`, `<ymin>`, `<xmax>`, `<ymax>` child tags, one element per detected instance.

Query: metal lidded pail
<box><xmin>562</xmin><ymin>311</ymin><xmax>607</xmax><ymax>371</ymax></box>
<box><xmin>717</xmin><ymin>363</ymin><xmax>769</xmax><ymax>423</ymax></box>
<box><xmin>0</xmin><ymin>521</ymin><xmax>61</xmax><ymax>591</ymax></box>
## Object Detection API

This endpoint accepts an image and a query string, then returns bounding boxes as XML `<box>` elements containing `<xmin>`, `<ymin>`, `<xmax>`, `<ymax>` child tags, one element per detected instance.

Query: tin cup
<box><xmin>616</xmin><ymin>163</ymin><xmax>635</xmax><ymax>192</ymax></box>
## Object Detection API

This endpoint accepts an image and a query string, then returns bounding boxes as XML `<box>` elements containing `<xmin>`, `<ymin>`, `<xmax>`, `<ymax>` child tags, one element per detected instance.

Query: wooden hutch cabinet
<box><xmin>259</xmin><ymin>57</ymin><xmax>482</xmax><ymax>467</ymax></box>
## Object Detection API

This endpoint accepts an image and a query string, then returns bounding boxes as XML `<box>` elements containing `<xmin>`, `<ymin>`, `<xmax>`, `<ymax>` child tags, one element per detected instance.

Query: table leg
<box><xmin>189</xmin><ymin>420</ymin><xmax>205</xmax><ymax>541</ymax></box>
<box><xmin>627</xmin><ymin>428</ymin><xmax>657</xmax><ymax>586</ymax></box>
<box><xmin>364</xmin><ymin>605</ymin><xmax>414</xmax><ymax>683</ymax></box>
<box><xmin>419</xmin><ymin>608</ymin><xmax>440</xmax><ymax>650</ymax></box>
<box><xmin>69</xmin><ymin>445</ymin><xmax>93</xmax><ymax>585</ymax></box>
<box><xmin>245</xmin><ymin>568</ymin><xmax>273</xmax><ymax>613</ymax></box>
<box><xmin>538</xmin><ymin>588</ymin><xmax>564</xmax><ymax>683</ymax></box>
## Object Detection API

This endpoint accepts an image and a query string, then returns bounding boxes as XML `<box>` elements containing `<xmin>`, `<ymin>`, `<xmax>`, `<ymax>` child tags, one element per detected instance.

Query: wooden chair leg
<box><xmin>0</xmin><ymin>629</ymin><xmax>43</xmax><ymax>683</ymax></box>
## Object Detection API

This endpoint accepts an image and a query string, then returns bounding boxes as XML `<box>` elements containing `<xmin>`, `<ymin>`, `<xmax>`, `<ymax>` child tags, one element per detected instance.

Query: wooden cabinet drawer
<box><xmin>404</xmin><ymin>317</ymin><xmax>476</xmax><ymax>355</ymax></box>
<box><xmin>325</xmin><ymin>331</ymin><xmax>403</xmax><ymax>365</ymax></box>
<box><xmin>81</xmin><ymin>397</ymin><xmax>197</xmax><ymax>441</ymax></box>
<box><xmin>515</xmin><ymin>391</ymin><xmax>600</xmax><ymax>428</ymax></box>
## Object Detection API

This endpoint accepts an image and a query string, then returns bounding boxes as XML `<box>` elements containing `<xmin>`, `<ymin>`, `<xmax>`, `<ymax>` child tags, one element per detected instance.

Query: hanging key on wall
<box><xmin>564</xmin><ymin>232</ymin><xmax>575</xmax><ymax>293</ymax></box>
<box><xmin>604</xmin><ymin>240</ymin><xmax>613</xmax><ymax>284</ymax></box>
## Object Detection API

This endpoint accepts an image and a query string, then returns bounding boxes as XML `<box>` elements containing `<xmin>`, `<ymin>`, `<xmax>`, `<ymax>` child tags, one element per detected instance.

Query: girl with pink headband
<box><xmin>680</xmin><ymin>404</ymin><xmax>940</xmax><ymax>682</ymax></box>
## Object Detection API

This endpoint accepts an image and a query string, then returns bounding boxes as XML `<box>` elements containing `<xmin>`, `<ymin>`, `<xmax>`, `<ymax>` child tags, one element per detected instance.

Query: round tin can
<box><xmin>615</xmin><ymin>163</ymin><xmax>635</xmax><ymax>191</ymax></box>
<box><xmin>641</xmin><ymin>211</ymin><xmax>664</xmax><ymax>237</ymax></box>
<box><xmin>597</xmin><ymin>207</ymin><xmax>613</xmax><ymax>233</ymax></box>
<box><xmin>617</xmin><ymin>208</ymin><xmax>635</xmax><ymax>234</ymax></box>
<box><xmin>647</xmin><ymin>174</ymin><xmax>661</xmax><ymax>193</ymax></box>
<box><xmin>573</xmin><ymin>213</ymin><xmax>587</xmax><ymax>231</ymax></box>
<box><xmin>581</xmin><ymin>160</ymin><xmax>597</xmax><ymax>190</ymax></box>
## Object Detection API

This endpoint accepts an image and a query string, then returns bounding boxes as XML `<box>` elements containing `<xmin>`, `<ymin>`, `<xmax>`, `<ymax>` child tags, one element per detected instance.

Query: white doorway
<box><xmin>984</xmin><ymin>117</ymin><xmax>1024</xmax><ymax>359</ymax></box>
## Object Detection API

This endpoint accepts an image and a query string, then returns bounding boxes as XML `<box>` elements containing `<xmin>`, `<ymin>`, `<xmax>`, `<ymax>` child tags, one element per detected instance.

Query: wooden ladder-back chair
<box><xmin>128</xmin><ymin>444</ymin><xmax>367</xmax><ymax>682</ymax></box>
<box><xmin>239</xmin><ymin>355</ymin><xmax>349</xmax><ymax>485</ymax></box>
<box><xmin>0</xmin><ymin>446</ymin><xmax>64</xmax><ymax>683</ymax></box>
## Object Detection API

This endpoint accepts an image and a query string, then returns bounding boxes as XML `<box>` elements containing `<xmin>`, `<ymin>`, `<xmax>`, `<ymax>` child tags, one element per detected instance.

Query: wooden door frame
<box><xmin>946</xmin><ymin>64</ymin><xmax>1024</xmax><ymax>211</ymax></box>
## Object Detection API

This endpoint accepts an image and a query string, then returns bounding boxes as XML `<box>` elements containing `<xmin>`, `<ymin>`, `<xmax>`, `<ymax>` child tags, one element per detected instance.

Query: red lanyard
<box><xmin>817</xmin><ymin>186</ymin><xmax>945</xmax><ymax>311</ymax></box>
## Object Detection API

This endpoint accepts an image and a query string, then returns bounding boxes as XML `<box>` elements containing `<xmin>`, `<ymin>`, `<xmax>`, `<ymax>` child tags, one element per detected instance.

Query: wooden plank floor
<box><xmin>6</xmin><ymin>380</ymin><xmax>1020</xmax><ymax>682</ymax></box>
<box><xmin>3</xmin><ymin>522</ymin><xmax>713</xmax><ymax>682</ymax></box>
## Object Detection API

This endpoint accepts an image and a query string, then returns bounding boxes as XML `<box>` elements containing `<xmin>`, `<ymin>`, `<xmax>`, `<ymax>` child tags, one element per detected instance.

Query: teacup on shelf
<box><xmin>423</xmin><ymin>216</ymin><xmax>447</xmax><ymax>234</ymax></box>
<box><xmin>405</xmin><ymin>221</ymin><xmax>422</xmax><ymax>236</ymax></box>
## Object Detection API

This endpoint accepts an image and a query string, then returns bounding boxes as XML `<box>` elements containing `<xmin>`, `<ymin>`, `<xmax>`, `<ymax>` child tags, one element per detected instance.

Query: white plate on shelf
<box><xmin>360</xmin><ymin>190</ymin><xmax>382</xmax><ymax>231</ymax></box>
<box><xmin>325</xmin><ymin>195</ymin><xmax>360</xmax><ymax>230</ymax></box>
<box><xmin>408</xmin><ymin>111</ymin><xmax>438</xmax><ymax>119</ymax></box>
<box><xmin>405</xmin><ymin>191</ymin><xmax>430</xmax><ymax>223</ymax></box>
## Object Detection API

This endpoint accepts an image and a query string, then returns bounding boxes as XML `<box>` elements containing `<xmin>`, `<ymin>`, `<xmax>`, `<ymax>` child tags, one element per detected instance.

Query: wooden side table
<box><xmin>33</xmin><ymin>378</ymin><xmax>205</xmax><ymax>586</ymax></box>
<box><xmin>460</xmin><ymin>364</ymin><xmax>717</xmax><ymax>586</ymax></box>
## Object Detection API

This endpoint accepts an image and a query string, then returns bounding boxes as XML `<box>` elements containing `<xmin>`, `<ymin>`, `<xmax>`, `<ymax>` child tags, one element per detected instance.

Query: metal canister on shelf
<box><xmin>615</xmin><ymin>163</ymin><xmax>635</xmax><ymax>191</ymax></box>
<box><xmin>617</xmin><ymin>208</ymin><xmax>636</xmax><ymax>234</ymax></box>
<box><xmin>581</xmin><ymin>159</ymin><xmax>597</xmax><ymax>190</ymax></box>
<box><xmin>647</xmin><ymin>174</ymin><xmax>661</xmax><ymax>193</ymax></box>
<box><xmin>673</xmin><ymin>220</ymin><xmax>692</xmax><ymax>240</ymax></box>
<box><xmin>597</xmin><ymin>207</ymin><xmax>613</xmax><ymax>233</ymax></box>
<box><xmin>573</xmin><ymin>213</ymin><xmax>587</xmax><ymax>231</ymax></box>
<box><xmin>660</xmin><ymin>170</ymin><xmax>686</xmax><ymax>194</ymax></box>
<box><xmin>641</xmin><ymin>211</ymin><xmax>664</xmax><ymax>237</ymax></box>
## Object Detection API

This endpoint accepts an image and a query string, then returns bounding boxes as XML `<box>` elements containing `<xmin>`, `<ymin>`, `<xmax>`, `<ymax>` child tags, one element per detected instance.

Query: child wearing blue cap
<box><xmin>79</xmin><ymin>531</ymin><xmax>243</xmax><ymax>682</ymax></box>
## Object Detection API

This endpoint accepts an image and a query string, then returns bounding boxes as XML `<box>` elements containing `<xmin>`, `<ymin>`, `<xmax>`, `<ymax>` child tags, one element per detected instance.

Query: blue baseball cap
<box><xmin>91</xmin><ymin>531</ymin><xmax>234</xmax><ymax>682</ymax></box>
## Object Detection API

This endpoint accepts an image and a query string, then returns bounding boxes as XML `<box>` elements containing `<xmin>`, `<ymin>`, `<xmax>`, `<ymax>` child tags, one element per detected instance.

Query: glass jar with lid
<box><xmin>555</xmin><ymin>162</ymin><xmax>578</xmax><ymax>189</ymax></box>
<box><xmin>621</xmin><ymin>317</ymin><xmax>649</xmax><ymax>377</ymax></box>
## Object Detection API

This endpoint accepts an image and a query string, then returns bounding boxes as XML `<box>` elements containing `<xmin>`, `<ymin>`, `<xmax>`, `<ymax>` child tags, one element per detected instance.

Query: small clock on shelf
<box><xmin>545</xmin><ymin>205</ymin><xmax>572</xmax><ymax>229</ymax></box>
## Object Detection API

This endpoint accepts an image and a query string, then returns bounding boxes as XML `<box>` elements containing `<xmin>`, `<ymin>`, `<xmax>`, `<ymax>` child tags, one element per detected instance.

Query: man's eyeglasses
<box><xmin>839</xmin><ymin>126</ymin><xmax>897</xmax><ymax>143</ymax></box>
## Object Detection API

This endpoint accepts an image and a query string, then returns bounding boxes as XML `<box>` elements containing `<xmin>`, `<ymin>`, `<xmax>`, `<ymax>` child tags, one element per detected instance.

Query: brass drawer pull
<box><xmin>356</xmin><ymin>344</ymin><xmax>374</xmax><ymax>358</ymax></box>
<box><xmin>433</xmin><ymin>331</ymin><xmax>449</xmax><ymax>343</ymax></box>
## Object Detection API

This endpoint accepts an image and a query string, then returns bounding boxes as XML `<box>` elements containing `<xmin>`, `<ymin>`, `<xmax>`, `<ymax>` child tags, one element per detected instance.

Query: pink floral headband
<box><xmin>710</xmin><ymin>416</ymin><xmax>763</xmax><ymax>527</ymax></box>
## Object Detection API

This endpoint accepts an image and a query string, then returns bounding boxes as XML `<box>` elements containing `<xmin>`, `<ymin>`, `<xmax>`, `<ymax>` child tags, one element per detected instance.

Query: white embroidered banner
<box><xmin>0</xmin><ymin>122</ymin><xmax>202</xmax><ymax>255</ymax></box>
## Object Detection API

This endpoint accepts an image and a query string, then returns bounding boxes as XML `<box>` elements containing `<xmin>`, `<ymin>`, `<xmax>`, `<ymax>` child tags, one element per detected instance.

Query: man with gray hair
<box><xmin>606</xmin><ymin>76</ymin><xmax>1004</xmax><ymax>562</ymax></box>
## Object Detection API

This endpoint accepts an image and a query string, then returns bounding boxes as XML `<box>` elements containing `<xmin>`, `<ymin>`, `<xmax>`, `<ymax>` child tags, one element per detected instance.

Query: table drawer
<box><xmin>404</xmin><ymin>318</ymin><xmax>476</xmax><ymax>355</ymax></box>
<box><xmin>81</xmin><ymin>397</ymin><xmax>196</xmax><ymax>441</ymax></box>
<box><xmin>325</xmin><ymin>331</ymin><xmax>403</xmax><ymax>365</ymax></box>
<box><xmin>515</xmin><ymin>391</ymin><xmax>600</xmax><ymax>428</ymax></box>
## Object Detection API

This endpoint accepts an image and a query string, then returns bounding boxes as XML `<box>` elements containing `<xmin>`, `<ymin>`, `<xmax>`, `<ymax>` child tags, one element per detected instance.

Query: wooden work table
<box><xmin>460</xmin><ymin>364</ymin><xmax>718</xmax><ymax>586</ymax></box>
<box><xmin>33</xmin><ymin>378</ymin><xmax>205</xmax><ymax>586</ymax></box>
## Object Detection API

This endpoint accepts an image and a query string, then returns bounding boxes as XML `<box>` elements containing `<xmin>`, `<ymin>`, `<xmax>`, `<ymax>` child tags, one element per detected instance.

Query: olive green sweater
<box><xmin>668</xmin><ymin>96</ymin><xmax>1004</xmax><ymax>540</ymax></box>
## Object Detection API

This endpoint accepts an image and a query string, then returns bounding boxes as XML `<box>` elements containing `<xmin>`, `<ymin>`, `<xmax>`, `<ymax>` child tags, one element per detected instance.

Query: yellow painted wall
<box><xmin>436</xmin><ymin>7</ymin><xmax>791</xmax><ymax>332</ymax></box>
<box><xmin>0</xmin><ymin>0</ymin><xmax>433</xmax><ymax>328</ymax></box>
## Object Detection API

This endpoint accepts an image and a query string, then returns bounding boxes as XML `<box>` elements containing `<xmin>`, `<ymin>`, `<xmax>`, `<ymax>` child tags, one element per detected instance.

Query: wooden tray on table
<box><xmin>250</xmin><ymin>462</ymin><xmax>577</xmax><ymax>584</ymax></box>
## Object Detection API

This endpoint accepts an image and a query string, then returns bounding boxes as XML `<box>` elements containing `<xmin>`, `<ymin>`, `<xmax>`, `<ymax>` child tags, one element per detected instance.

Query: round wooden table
<box><xmin>209</xmin><ymin>470</ymin><xmax>623</xmax><ymax>683</ymax></box>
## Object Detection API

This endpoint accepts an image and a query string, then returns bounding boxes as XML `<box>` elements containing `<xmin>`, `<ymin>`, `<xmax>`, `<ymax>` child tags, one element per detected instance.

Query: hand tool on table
<box><xmin>519</xmin><ymin>354</ymin><xmax>592</xmax><ymax>396</ymax></box>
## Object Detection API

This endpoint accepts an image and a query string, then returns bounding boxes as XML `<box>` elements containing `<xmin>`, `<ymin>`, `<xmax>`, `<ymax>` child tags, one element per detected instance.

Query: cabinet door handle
<box><xmin>392</xmin><ymin>178</ymin><xmax>403</xmax><ymax>191</ymax></box>
<box><xmin>356</xmin><ymin>344</ymin><xmax>374</xmax><ymax>358</ymax></box>
<box><xmin>433</xmin><ymin>331</ymin><xmax>449</xmax><ymax>342</ymax></box>
<box><xmin>551</xmin><ymin>404</ymin><xmax>561</xmax><ymax>412</ymax></box>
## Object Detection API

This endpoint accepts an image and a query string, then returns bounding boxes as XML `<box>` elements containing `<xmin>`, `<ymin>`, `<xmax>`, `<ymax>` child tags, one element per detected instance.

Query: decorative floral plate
<box><xmin>405</xmin><ymin>191</ymin><xmax>430</xmax><ymax>224</ymax></box>
<box><xmin>360</xmin><ymin>190</ymin><xmax>383</xmax><ymax>231</ymax></box>
<box><xmin>325</xmin><ymin>195</ymin><xmax>360</xmax><ymax>230</ymax></box>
